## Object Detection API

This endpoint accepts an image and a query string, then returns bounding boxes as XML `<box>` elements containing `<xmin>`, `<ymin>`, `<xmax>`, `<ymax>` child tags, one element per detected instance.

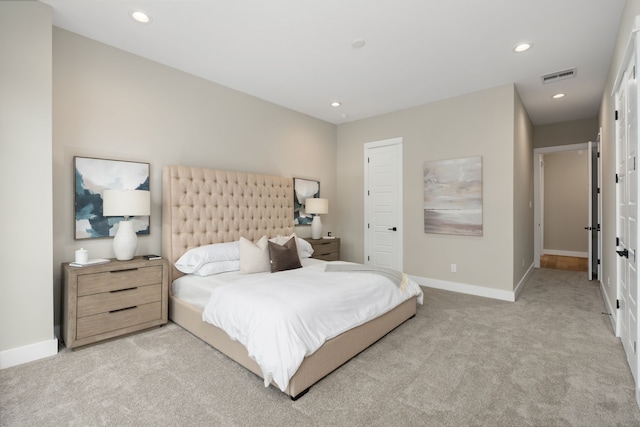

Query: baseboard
<box><xmin>0</xmin><ymin>338</ymin><xmax>58</xmax><ymax>370</ymax></box>
<box><xmin>600</xmin><ymin>280</ymin><xmax>618</xmax><ymax>336</ymax></box>
<box><xmin>410</xmin><ymin>275</ymin><xmax>515</xmax><ymax>302</ymax></box>
<box><xmin>514</xmin><ymin>263</ymin><xmax>535</xmax><ymax>300</ymax></box>
<box><xmin>543</xmin><ymin>249</ymin><xmax>588</xmax><ymax>258</ymax></box>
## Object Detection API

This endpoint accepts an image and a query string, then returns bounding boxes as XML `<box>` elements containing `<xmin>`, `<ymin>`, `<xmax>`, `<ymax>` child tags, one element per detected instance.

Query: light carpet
<box><xmin>2</xmin><ymin>268</ymin><xmax>640</xmax><ymax>426</ymax></box>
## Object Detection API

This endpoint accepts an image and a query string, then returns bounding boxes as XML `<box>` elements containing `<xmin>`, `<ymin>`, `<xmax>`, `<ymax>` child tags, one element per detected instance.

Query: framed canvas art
<box><xmin>74</xmin><ymin>156</ymin><xmax>150</xmax><ymax>239</ymax></box>
<box><xmin>424</xmin><ymin>156</ymin><xmax>483</xmax><ymax>236</ymax></box>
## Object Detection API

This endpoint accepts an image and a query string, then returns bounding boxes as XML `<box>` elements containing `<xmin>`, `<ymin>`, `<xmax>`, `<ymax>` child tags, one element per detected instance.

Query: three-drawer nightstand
<box><xmin>305</xmin><ymin>238</ymin><xmax>341</xmax><ymax>261</ymax></box>
<box><xmin>62</xmin><ymin>257</ymin><xmax>169</xmax><ymax>349</ymax></box>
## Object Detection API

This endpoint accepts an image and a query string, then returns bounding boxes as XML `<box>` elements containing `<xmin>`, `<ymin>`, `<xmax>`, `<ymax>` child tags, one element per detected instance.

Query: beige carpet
<box><xmin>2</xmin><ymin>268</ymin><xmax>640</xmax><ymax>426</ymax></box>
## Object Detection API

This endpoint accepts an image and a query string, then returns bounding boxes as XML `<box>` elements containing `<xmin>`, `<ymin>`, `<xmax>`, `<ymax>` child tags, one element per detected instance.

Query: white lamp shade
<box><xmin>103</xmin><ymin>190</ymin><xmax>150</xmax><ymax>217</ymax></box>
<box><xmin>305</xmin><ymin>197</ymin><xmax>328</xmax><ymax>215</ymax></box>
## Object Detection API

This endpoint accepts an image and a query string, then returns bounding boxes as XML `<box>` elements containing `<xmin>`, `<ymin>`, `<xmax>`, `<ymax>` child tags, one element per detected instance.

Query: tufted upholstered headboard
<box><xmin>162</xmin><ymin>165</ymin><xmax>295</xmax><ymax>282</ymax></box>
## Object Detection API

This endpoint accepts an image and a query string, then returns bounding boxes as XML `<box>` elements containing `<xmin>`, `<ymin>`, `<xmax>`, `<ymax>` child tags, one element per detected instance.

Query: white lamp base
<box><xmin>311</xmin><ymin>215</ymin><xmax>322</xmax><ymax>239</ymax></box>
<box><xmin>112</xmin><ymin>220</ymin><xmax>138</xmax><ymax>260</ymax></box>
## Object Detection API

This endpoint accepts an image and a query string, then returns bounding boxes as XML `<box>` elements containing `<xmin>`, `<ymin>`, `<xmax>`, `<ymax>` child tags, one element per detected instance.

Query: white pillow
<box><xmin>239</xmin><ymin>236</ymin><xmax>270</xmax><ymax>274</ymax></box>
<box><xmin>269</xmin><ymin>233</ymin><xmax>314</xmax><ymax>259</ymax></box>
<box><xmin>174</xmin><ymin>241</ymin><xmax>240</xmax><ymax>274</ymax></box>
<box><xmin>192</xmin><ymin>260</ymin><xmax>240</xmax><ymax>276</ymax></box>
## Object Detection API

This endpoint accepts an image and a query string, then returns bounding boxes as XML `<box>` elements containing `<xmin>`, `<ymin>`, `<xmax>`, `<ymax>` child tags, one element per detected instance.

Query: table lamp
<box><xmin>305</xmin><ymin>197</ymin><xmax>328</xmax><ymax>239</ymax></box>
<box><xmin>102</xmin><ymin>189</ymin><xmax>151</xmax><ymax>260</ymax></box>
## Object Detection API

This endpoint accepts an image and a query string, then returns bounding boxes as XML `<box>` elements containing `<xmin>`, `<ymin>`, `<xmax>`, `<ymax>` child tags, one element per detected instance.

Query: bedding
<box><xmin>163</xmin><ymin>165</ymin><xmax>421</xmax><ymax>399</ymax></box>
<box><xmin>268</xmin><ymin>237</ymin><xmax>302</xmax><ymax>272</ymax></box>
<box><xmin>199</xmin><ymin>260</ymin><xmax>424</xmax><ymax>392</ymax></box>
<box><xmin>175</xmin><ymin>241</ymin><xmax>240</xmax><ymax>274</ymax></box>
<box><xmin>269</xmin><ymin>233</ymin><xmax>314</xmax><ymax>259</ymax></box>
<box><xmin>239</xmin><ymin>236</ymin><xmax>271</xmax><ymax>274</ymax></box>
<box><xmin>172</xmin><ymin>258</ymin><xmax>326</xmax><ymax>309</ymax></box>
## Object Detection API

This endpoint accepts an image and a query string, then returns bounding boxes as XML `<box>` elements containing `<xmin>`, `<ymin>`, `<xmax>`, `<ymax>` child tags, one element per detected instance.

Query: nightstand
<box><xmin>62</xmin><ymin>257</ymin><xmax>169</xmax><ymax>349</ymax></box>
<box><xmin>305</xmin><ymin>238</ymin><xmax>341</xmax><ymax>261</ymax></box>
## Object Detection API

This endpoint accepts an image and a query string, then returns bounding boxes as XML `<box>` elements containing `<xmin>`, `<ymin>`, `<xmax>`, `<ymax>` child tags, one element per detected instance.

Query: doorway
<box><xmin>534</xmin><ymin>142</ymin><xmax>600</xmax><ymax>279</ymax></box>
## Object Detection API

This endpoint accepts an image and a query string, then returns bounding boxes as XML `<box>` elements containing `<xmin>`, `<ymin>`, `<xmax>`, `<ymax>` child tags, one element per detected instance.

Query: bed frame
<box><xmin>162</xmin><ymin>165</ymin><xmax>417</xmax><ymax>399</ymax></box>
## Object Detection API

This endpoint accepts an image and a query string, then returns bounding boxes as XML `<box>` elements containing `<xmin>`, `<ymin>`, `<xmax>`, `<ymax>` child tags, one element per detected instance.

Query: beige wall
<box><xmin>600</xmin><ymin>0</ymin><xmax>640</xmax><ymax>310</ymax></box>
<box><xmin>513</xmin><ymin>89</ymin><xmax>535</xmax><ymax>285</ymax></box>
<box><xmin>0</xmin><ymin>2</ymin><xmax>56</xmax><ymax>357</ymax></box>
<box><xmin>534</xmin><ymin>117</ymin><xmax>599</xmax><ymax>148</ymax></box>
<box><xmin>543</xmin><ymin>150</ymin><xmax>588</xmax><ymax>254</ymax></box>
<box><xmin>51</xmin><ymin>29</ymin><xmax>337</xmax><ymax>328</ymax></box>
<box><xmin>337</xmin><ymin>84</ymin><xmax>525</xmax><ymax>293</ymax></box>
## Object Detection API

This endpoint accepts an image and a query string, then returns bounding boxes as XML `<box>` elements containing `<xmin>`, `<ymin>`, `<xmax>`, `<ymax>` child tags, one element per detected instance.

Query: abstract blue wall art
<box><xmin>74</xmin><ymin>157</ymin><xmax>150</xmax><ymax>239</ymax></box>
<box><xmin>293</xmin><ymin>178</ymin><xmax>320</xmax><ymax>225</ymax></box>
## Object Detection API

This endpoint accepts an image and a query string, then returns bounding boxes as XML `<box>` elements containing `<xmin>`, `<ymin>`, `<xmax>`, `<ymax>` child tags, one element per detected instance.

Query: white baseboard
<box><xmin>514</xmin><ymin>263</ymin><xmax>535</xmax><ymax>300</ymax></box>
<box><xmin>543</xmin><ymin>249</ymin><xmax>588</xmax><ymax>258</ymax></box>
<box><xmin>0</xmin><ymin>338</ymin><xmax>58</xmax><ymax>370</ymax></box>
<box><xmin>410</xmin><ymin>275</ymin><xmax>516</xmax><ymax>302</ymax></box>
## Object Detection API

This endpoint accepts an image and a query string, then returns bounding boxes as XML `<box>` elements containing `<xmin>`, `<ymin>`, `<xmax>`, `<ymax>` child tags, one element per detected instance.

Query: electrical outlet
<box><xmin>451</xmin><ymin>264</ymin><xmax>457</xmax><ymax>273</ymax></box>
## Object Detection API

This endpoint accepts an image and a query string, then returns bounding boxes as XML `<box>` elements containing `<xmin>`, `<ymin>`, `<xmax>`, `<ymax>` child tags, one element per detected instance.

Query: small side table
<box><xmin>61</xmin><ymin>257</ymin><xmax>168</xmax><ymax>349</ymax></box>
<box><xmin>305</xmin><ymin>238</ymin><xmax>341</xmax><ymax>261</ymax></box>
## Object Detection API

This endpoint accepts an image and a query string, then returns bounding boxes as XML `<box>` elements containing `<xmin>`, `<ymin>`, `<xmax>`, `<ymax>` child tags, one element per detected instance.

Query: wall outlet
<box><xmin>451</xmin><ymin>264</ymin><xmax>457</xmax><ymax>273</ymax></box>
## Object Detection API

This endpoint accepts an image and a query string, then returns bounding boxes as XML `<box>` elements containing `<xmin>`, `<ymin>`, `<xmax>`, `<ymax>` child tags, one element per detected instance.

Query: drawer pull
<box><xmin>109</xmin><ymin>287</ymin><xmax>138</xmax><ymax>293</ymax></box>
<box><xmin>110</xmin><ymin>268</ymin><xmax>139</xmax><ymax>273</ymax></box>
<box><xmin>109</xmin><ymin>306</ymin><xmax>137</xmax><ymax>314</ymax></box>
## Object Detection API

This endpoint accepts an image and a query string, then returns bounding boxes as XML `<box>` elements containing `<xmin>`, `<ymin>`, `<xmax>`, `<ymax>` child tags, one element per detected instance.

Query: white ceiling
<box><xmin>41</xmin><ymin>0</ymin><xmax>626</xmax><ymax>125</ymax></box>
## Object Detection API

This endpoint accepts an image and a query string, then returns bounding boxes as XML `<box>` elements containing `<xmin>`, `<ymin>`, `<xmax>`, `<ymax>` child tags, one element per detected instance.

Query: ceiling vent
<box><xmin>541</xmin><ymin>67</ymin><xmax>577</xmax><ymax>84</ymax></box>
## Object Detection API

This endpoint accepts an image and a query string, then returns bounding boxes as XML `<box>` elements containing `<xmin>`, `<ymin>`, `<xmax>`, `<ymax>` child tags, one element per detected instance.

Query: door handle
<box><xmin>388</xmin><ymin>227</ymin><xmax>397</xmax><ymax>231</ymax></box>
<box><xmin>617</xmin><ymin>249</ymin><xmax>629</xmax><ymax>258</ymax></box>
<box><xmin>584</xmin><ymin>226</ymin><xmax>592</xmax><ymax>230</ymax></box>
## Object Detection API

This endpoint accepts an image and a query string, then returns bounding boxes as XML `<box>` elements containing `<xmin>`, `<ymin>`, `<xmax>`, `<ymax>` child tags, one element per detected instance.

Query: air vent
<box><xmin>541</xmin><ymin>67</ymin><xmax>577</xmax><ymax>84</ymax></box>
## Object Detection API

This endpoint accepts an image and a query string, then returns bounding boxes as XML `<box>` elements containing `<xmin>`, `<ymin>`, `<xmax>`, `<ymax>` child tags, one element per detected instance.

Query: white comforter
<box><xmin>201</xmin><ymin>261</ymin><xmax>423</xmax><ymax>392</ymax></box>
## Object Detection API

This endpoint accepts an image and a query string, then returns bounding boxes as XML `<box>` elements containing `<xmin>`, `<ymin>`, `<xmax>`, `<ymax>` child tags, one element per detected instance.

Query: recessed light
<box><xmin>331</xmin><ymin>102</ymin><xmax>342</xmax><ymax>107</ymax></box>
<box><xmin>131</xmin><ymin>10</ymin><xmax>151</xmax><ymax>24</ymax></box>
<box><xmin>514</xmin><ymin>43</ymin><xmax>532</xmax><ymax>53</ymax></box>
<box><xmin>552</xmin><ymin>93</ymin><xmax>565</xmax><ymax>99</ymax></box>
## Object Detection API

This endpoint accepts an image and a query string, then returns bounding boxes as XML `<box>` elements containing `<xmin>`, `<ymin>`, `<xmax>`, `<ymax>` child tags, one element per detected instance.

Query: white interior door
<box><xmin>364</xmin><ymin>138</ymin><xmax>403</xmax><ymax>270</ymax></box>
<box><xmin>540</xmin><ymin>158</ymin><xmax>545</xmax><ymax>261</ymax></box>
<box><xmin>587</xmin><ymin>139</ymin><xmax>601</xmax><ymax>280</ymax></box>
<box><xmin>533</xmin><ymin>154</ymin><xmax>544</xmax><ymax>268</ymax></box>
<box><xmin>588</xmin><ymin>141</ymin><xmax>593</xmax><ymax>280</ymax></box>
<box><xmin>616</xmin><ymin>55</ymin><xmax>638</xmax><ymax>383</ymax></box>
<box><xmin>597</xmin><ymin>133</ymin><xmax>603</xmax><ymax>282</ymax></box>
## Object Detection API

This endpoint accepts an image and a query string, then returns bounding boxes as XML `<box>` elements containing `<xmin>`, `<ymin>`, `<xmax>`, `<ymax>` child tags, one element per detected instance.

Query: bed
<box><xmin>162</xmin><ymin>165</ymin><xmax>421</xmax><ymax>399</ymax></box>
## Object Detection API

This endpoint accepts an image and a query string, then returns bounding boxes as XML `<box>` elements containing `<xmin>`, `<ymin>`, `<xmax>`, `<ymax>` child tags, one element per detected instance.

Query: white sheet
<box><xmin>200</xmin><ymin>261</ymin><xmax>423</xmax><ymax>392</ymax></box>
<box><xmin>172</xmin><ymin>258</ymin><xmax>325</xmax><ymax>310</ymax></box>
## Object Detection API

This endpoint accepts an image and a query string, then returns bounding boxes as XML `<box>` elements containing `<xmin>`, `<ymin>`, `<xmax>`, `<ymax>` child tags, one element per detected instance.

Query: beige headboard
<box><xmin>162</xmin><ymin>165</ymin><xmax>295</xmax><ymax>282</ymax></box>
